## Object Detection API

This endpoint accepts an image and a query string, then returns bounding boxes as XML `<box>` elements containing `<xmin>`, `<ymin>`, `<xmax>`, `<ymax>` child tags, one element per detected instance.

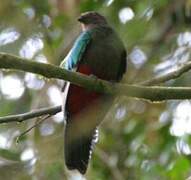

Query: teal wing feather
<box><xmin>60</xmin><ymin>31</ymin><xmax>92</xmax><ymax>70</ymax></box>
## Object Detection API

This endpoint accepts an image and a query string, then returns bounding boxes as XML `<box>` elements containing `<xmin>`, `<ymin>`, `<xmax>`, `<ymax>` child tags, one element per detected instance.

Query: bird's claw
<box><xmin>89</xmin><ymin>74</ymin><xmax>98</xmax><ymax>80</ymax></box>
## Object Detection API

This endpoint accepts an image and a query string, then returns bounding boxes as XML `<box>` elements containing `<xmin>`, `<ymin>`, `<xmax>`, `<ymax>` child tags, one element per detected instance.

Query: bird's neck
<box><xmin>81</xmin><ymin>24</ymin><xmax>99</xmax><ymax>32</ymax></box>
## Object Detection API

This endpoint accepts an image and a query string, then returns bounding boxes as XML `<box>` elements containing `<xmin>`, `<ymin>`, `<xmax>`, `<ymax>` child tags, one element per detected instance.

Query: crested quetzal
<box><xmin>60</xmin><ymin>11</ymin><xmax>126</xmax><ymax>174</ymax></box>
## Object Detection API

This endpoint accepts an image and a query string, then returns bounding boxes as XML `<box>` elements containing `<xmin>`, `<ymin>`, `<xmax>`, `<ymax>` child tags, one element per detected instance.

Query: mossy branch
<box><xmin>1</xmin><ymin>53</ymin><xmax>191</xmax><ymax>101</ymax></box>
<box><xmin>1</xmin><ymin>53</ymin><xmax>191</xmax><ymax>123</ymax></box>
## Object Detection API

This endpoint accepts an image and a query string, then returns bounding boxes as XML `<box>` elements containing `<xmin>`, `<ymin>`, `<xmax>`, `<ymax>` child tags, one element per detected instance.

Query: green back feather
<box><xmin>60</xmin><ymin>30</ymin><xmax>92</xmax><ymax>70</ymax></box>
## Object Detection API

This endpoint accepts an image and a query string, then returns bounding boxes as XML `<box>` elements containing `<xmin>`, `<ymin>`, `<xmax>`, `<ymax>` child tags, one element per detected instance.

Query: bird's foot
<box><xmin>89</xmin><ymin>74</ymin><xmax>98</xmax><ymax>80</ymax></box>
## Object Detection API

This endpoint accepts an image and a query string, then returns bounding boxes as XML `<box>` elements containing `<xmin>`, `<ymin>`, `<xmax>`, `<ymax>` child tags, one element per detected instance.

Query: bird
<box><xmin>60</xmin><ymin>11</ymin><xmax>126</xmax><ymax>174</ymax></box>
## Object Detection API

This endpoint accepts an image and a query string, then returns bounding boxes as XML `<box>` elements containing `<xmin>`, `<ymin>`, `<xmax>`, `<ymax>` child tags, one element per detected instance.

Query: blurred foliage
<box><xmin>1</xmin><ymin>0</ymin><xmax>191</xmax><ymax>179</ymax></box>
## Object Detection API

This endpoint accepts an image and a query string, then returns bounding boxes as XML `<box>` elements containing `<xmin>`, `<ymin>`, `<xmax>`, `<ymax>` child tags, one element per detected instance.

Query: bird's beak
<box><xmin>77</xmin><ymin>16</ymin><xmax>83</xmax><ymax>22</ymax></box>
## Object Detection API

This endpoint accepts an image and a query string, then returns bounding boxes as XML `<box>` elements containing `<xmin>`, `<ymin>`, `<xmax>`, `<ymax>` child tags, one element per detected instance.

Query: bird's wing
<box><xmin>60</xmin><ymin>30</ymin><xmax>92</xmax><ymax>93</ymax></box>
<box><xmin>60</xmin><ymin>31</ymin><xmax>92</xmax><ymax>70</ymax></box>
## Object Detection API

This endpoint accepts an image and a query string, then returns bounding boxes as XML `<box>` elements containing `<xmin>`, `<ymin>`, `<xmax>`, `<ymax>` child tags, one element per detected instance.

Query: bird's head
<box><xmin>78</xmin><ymin>11</ymin><xmax>107</xmax><ymax>31</ymax></box>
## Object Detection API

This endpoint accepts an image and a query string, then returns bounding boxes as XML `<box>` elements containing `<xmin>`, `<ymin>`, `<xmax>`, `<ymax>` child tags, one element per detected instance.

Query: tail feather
<box><xmin>64</xmin><ymin>123</ymin><xmax>98</xmax><ymax>174</ymax></box>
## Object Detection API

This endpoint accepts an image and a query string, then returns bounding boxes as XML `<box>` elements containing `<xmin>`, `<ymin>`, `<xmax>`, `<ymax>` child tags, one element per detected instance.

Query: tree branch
<box><xmin>1</xmin><ymin>53</ymin><xmax>191</xmax><ymax>101</ymax></box>
<box><xmin>139</xmin><ymin>61</ymin><xmax>191</xmax><ymax>85</ymax></box>
<box><xmin>0</xmin><ymin>106</ymin><xmax>61</xmax><ymax>123</ymax></box>
<box><xmin>1</xmin><ymin>53</ymin><xmax>191</xmax><ymax>124</ymax></box>
<box><xmin>95</xmin><ymin>147</ymin><xmax>125</xmax><ymax>180</ymax></box>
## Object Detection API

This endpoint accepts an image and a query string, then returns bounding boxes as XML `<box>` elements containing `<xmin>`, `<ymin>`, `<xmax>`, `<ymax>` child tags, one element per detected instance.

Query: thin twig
<box><xmin>0</xmin><ymin>105</ymin><xmax>61</xmax><ymax>123</ymax></box>
<box><xmin>139</xmin><ymin>61</ymin><xmax>191</xmax><ymax>85</ymax></box>
<box><xmin>95</xmin><ymin>147</ymin><xmax>125</xmax><ymax>180</ymax></box>
<box><xmin>16</xmin><ymin>114</ymin><xmax>51</xmax><ymax>143</ymax></box>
